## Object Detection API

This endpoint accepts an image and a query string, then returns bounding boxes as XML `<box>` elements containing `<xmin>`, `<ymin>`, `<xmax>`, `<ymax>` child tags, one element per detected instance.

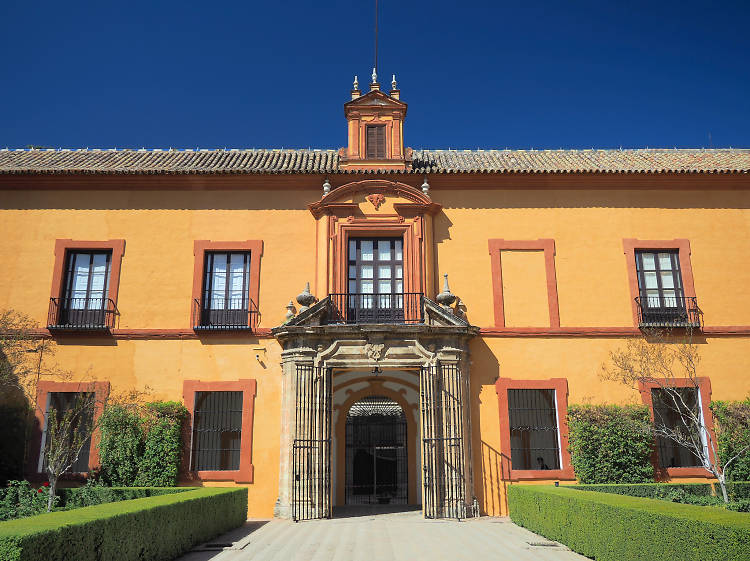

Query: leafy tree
<box><xmin>711</xmin><ymin>398</ymin><xmax>750</xmax><ymax>481</ymax></box>
<box><xmin>601</xmin><ymin>328</ymin><xmax>749</xmax><ymax>503</ymax></box>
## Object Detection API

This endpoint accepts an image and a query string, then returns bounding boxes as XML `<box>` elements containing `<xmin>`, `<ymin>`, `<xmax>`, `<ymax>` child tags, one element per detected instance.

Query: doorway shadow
<box><xmin>333</xmin><ymin>504</ymin><xmax>422</xmax><ymax>519</ymax></box>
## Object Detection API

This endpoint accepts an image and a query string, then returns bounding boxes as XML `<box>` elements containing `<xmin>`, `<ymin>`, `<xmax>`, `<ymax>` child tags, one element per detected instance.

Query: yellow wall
<box><xmin>2</xmin><ymin>181</ymin><xmax>749</xmax><ymax>518</ymax></box>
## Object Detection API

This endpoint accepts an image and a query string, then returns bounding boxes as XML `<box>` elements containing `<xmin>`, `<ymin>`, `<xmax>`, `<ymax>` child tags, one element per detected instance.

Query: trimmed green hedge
<box><xmin>0</xmin><ymin>487</ymin><xmax>247</xmax><ymax>561</ymax></box>
<box><xmin>508</xmin><ymin>485</ymin><xmax>750</xmax><ymax>561</ymax></box>
<box><xmin>58</xmin><ymin>486</ymin><xmax>186</xmax><ymax>509</ymax></box>
<box><xmin>569</xmin><ymin>481</ymin><xmax>750</xmax><ymax>501</ymax></box>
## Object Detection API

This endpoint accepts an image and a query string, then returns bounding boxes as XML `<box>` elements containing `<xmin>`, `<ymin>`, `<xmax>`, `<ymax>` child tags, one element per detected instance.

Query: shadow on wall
<box><xmin>480</xmin><ymin>441</ymin><xmax>511</xmax><ymax>517</ymax></box>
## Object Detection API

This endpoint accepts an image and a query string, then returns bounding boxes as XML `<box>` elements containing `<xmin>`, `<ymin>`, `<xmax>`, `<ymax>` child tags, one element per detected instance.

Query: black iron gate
<box><xmin>292</xmin><ymin>364</ymin><xmax>332</xmax><ymax>521</ymax></box>
<box><xmin>420</xmin><ymin>363</ymin><xmax>467</xmax><ymax>519</ymax></box>
<box><xmin>345</xmin><ymin>396</ymin><xmax>408</xmax><ymax>505</ymax></box>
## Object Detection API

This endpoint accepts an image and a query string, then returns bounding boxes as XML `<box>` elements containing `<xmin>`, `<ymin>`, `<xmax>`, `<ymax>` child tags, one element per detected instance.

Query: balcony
<box><xmin>327</xmin><ymin>292</ymin><xmax>424</xmax><ymax>325</ymax></box>
<box><xmin>635</xmin><ymin>296</ymin><xmax>702</xmax><ymax>329</ymax></box>
<box><xmin>47</xmin><ymin>297</ymin><xmax>118</xmax><ymax>331</ymax></box>
<box><xmin>192</xmin><ymin>298</ymin><xmax>258</xmax><ymax>331</ymax></box>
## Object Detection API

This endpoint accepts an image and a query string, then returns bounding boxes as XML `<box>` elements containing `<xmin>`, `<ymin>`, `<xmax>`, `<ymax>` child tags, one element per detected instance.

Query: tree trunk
<box><xmin>717</xmin><ymin>473</ymin><xmax>729</xmax><ymax>503</ymax></box>
<box><xmin>47</xmin><ymin>475</ymin><xmax>56</xmax><ymax>512</ymax></box>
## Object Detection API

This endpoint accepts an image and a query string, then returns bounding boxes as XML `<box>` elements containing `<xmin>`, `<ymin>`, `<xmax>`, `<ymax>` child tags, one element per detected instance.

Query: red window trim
<box><xmin>183</xmin><ymin>379</ymin><xmax>256</xmax><ymax>483</ymax></box>
<box><xmin>622</xmin><ymin>239</ymin><xmax>696</xmax><ymax>327</ymax></box>
<box><xmin>30</xmin><ymin>380</ymin><xmax>110</xmax><ymax>477</ymax></box>
<box><xmin>50</xmin><ymin>239</ymin><xmax>126</xmax><ymax>305</ymax></box>
<box><xmin>192</xmin><ymin>240</ymin><xmax>263</xmax><ymax>330</ymax></box>
<box><xmin>487</xmin><ymin>239</ymin><xmax>560</xmax><ymax>328</ymax></box>
<box><xmin>638</xmin><ymin>376</ymin><xmax>714</xmax><ymax>478</ymax></box>
<box><xmin>495</xmin><ymin>377</ymin><xmax>575</xmax><ymax>481</ymax></box>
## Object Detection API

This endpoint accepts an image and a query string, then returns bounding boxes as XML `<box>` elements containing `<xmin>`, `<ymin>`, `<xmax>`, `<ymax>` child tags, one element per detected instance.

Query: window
<box><xmin>191</xmin><ymin>391</ymin><xmax>244</xmax><ymax>471</ymax></box>
<box><xmin>507</xmin><ymin>389</ymin><xmax>561</xmax><ymax>471</ymax></box>
<box><xmin>38</xmin><ymin>392</ymin><xmax>94</xmax><ymax>473</ymax></box>
<box><xmin>58</xmin><ymin>251</ymin><xmax>112</xmax><ymax>327</ymax></box>
<box><xmin>200</xmin><ymin>252</ymin><xmax>251</xmax><ymax>328</ymax></box>
<box><xmin>636</xmin><ymin>250</ymin><xmax>684</xmax><ymax>309</ymax></box>
<box><xmin>651</xmin><ymin>387</ymin><xmax>704</xmax><ymax>468</ymax></box>
<box><xmin>346</xmin><ymin>238</ymin><xmax>405</xmax><ymax>322</ymax></box>
<box><xmin>366</xmin><ymin>125</ymin><xmax>386</xmax><ymax>159</ymax></box>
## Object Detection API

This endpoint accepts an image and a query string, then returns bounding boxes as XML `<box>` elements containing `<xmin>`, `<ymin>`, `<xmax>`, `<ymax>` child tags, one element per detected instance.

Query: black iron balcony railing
<box><xmin>635</xmin><ymin>296</ymin><xmax>702</xmax><ymax>328</ymax></box>
<box><xmin>328</xmin><ymin>292</ymin><xmax>424</xmax><ymax>325</ymax></box>
<box><xmin>47</xmin><ymin>297</ymin><xmax>118</xmax><ymax>331</ymax></box>
<box><xmin>192</xmin><ymin>298</ymin><xmax>258</xmax><ymax>331</ymax></box>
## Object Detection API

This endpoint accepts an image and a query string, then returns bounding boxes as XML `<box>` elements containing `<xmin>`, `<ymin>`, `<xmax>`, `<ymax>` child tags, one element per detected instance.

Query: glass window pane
<box><xmin>395</xmin><ymin>265</ymin><xmax>403</xmax><ymax>278</ymax></box>
<box><xmin>658</xmin><ymin>253</ymin><xmax>673</xmax><ymax>270</ymax></box>
<box><xmin>349</xmin><ymin>265</ymin><xmax>356</xmax><ymax>279</ymax></box>
<box><xmin>646</xmin><ymin>291</ymin><xmax>660</xmax><ymax>306</ymax></box>
<box><xmin>378</xmin><ymin>266</ymin><xmax>391</xmax><ymax>279</ymax></box>
<box><xmin>361</xmin><ymin>265</ymin><xmax>373</xmax><ymax>279</ymax></box>
<box><xmin>641</xmin><ymin>253</ymin><xmax>656</xmax><ymax>270</ymax></box>
<box><xmin>644</xmin><ymin>272</ymin><xmax>658</xmax><ymax>289</ymax></box>
<box><xmin>394</xmin><ymin>240</ymin><xmax>403</xmax><ymax>261</ymax></box>
<box><xmin>361</xmin><ymin>241</ymin><xmax>373</xmax><ymax>261</ymax></box>
<box><xmin>395</xmin><ymin>280</ymin><xmax>403</xmax><ymax>293</ymax></box>
<box><xmin>378</xmin><ymin>240</ymin><xmax>391</xmax><ymax>260</ymax></box>
<box><xmin>379</xmin><ymin>281</ymin><xmax>392</xmax><ymax>293</ymax></box>
<box><xmin>361</xmin><ymin>280</ymin><xmax>373</xmax><ymax>294</ymax></box>
<box><xmin>660</xmin><ymin>272</ymin><xmax>674</xmax><ymax>289</ymax></box>
<box><xmin>349</xmin><ymin>240</ymin><xmax>356</xmax><ymax>260</ymax></box>
<box><xmin>348</xmin><ymin>280</ymin><xmax>356</xmax><ymax>293</ymax></box>
<box><xmin>662</xmin><ymin>290</ymin><xmax>676</xmax><ymax>305</ymax></box>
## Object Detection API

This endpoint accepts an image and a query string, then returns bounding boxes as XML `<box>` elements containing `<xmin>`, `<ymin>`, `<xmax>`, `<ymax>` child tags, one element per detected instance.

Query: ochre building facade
<box><xmin>1</xmin><ymin>81</ymin><xmax>749</xmax><ymax>519</ymax></box>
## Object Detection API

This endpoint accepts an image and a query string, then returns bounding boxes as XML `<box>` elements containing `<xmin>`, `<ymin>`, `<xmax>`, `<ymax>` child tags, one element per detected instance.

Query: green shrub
<box><xmin>711</xmin><ymin>398</ymin><xmax>750</xmax><ymax>481</ymax></box>
<box><xmin>57</xmin><ymin>480</ymin><xmax>185</xmax><ymax>509</ymax></box>
<box><xmin>571</xmin><ymin>481</ymin><xmax>750</xmax><ymax>504</ymax></box>
<box><xmin>0</xmin><ymin>482</ymin><xmax>52</xmax><ymax>522</ymax></box>
<box><xmin>98</xmin><ymin>401</ymin><xmax>188</xmax><ymax>487</ymax></box>
<box><xmin>508</xmin><ymin>485</ymin><xmax>750</xmax><ymax>561</ymax></box>
<box><xmin>0</xmin><ymin>487</ymin><xmax>247</xmax><ymax>561</ymax></box>
<box><xmin>567</xmin><ymin>404</ymin><xmax>654</xmax><ymax>483</ymax></box>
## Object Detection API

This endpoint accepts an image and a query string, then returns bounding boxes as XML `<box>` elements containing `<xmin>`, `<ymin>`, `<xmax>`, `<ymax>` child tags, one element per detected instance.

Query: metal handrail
<box><xmin>47</xmin><ymin>297</ymin><xmax>118</xmax><ymax>330</ymax></box>
<box><xmin>192</xmin><ymin>298</ymin><xmax>258</xmax><ymax>330</ymax></box>
<box><xmin>634</xmin><ymin>295</ymin><xmax>703</xmax><ymax>328</ymax></box>
<box><xmin>327</xmin><ymin>292</ymin><xmax>424</xmax><ymax>325</ymax></box>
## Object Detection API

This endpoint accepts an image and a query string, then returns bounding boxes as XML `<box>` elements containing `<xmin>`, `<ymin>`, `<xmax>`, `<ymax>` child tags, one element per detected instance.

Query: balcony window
<box><xmin>191</xmin><ymin>391</ymin><xmax>243</xmax><ymax>471</ymax></box>
<box><xmin>635</xmin><ymin>250</ymin><xmax>700</xmax><ymax>327</ymax></box>
<box><xmin>507</xmin><ymin>389</ymin><xmax>562</xmax><ymax>471</ymax></box>
<box><xmin>196</xmin><ymin>252</ymin><xmax>253</xmax><ymax>329</ymax></box>
<box><xmin>49</xmin><ymin>251</ymin><xmax>116</xmax><ymax>329</ymax></box>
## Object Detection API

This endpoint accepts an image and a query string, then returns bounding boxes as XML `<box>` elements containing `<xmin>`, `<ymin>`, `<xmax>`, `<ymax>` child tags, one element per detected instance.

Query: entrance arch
<box><xmin>345</xmin><ymin>396</ymin><xmax>408</xmax><ymax>505</ymax></box>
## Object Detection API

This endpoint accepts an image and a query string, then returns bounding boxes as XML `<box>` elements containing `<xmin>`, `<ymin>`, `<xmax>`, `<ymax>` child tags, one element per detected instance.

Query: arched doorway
<box><xmin>345</xmin><ymin>396</ymin><xmax>408</xmax><ymax>505</ymax></box>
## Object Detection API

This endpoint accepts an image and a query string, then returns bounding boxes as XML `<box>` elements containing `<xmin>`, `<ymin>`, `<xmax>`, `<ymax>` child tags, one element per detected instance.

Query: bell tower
<box><xmin>339</xmin><ymin>74</ymin><xmax>411</xmax><ymax>171</ymax></box>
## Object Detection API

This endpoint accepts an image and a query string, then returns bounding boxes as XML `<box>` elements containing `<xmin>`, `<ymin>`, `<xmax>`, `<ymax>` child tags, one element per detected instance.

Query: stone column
<box><xmin>274</xmin><ymin>346</ymin><xmax>316</xmax><ymax>518</ymax></box>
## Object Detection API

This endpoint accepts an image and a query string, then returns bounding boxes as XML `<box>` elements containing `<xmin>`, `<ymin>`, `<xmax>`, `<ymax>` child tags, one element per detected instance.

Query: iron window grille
<box><xmin>635</xmin><ymin>250</ymin><xmax>702</xmax><ymax>328</ymax></box>
<box><xmin>507</xmin><ymin>389</ymin><xmax>562</xmax><ymax>471</ymax></box>
<box><xmin>195</xmin><ymin>252</ymin><xmax>256</xmax><ymax>330</ymax></box>
<box><xmin>651</xmin><ymin>387</ymin><xmax>705</xmax><ymax>468</ymax></box>
<box><xmin>49</xmin><ymin>251</ymin><xmax>117</xmax><ymax>330</ymax></box>
<box><xmin>191</xmin><ymin>391</ymin><xmax>243</xmax><ymax>471</ymax></box>
<box><xmin>38</xmin><ymin>392</ymin><xmax>93</xmax><ymax>473</ymax></box>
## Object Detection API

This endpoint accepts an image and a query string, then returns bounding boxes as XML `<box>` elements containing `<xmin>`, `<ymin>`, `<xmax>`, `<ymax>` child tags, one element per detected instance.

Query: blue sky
<box><xmin>1</xmin><ymin>0</ymin><xmax>747</xmax><ymax>150</ymax></box>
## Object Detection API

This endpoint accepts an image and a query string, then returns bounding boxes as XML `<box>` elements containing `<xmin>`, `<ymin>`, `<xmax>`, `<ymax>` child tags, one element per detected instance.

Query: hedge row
<box><xmin>508</xmin><ymin>485</ymin><xmax>750</xmax><ymax>561</ymax></box>
<box><xmin>0</xmin><ymin>487</ymin><xmax>247</xmax><ymax>561</ymax></box>
<box><xmin>568</xmin><ymin>482</ymin><xmax>750</xmax><ymax>501</ymax></box>
<box><xmin>57</xmin><ymin>486</ymin><xmax>186</xmax><ymax>509</ymax></box>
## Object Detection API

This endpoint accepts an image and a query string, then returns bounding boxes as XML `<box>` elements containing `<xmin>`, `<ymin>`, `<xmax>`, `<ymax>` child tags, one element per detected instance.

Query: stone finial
<box><xmin>436</xmin><ymin>274</ymin><xmax>457</xmax><ymax>308</ymax></box>
<box><xmin>323</xmin><ymin>177</ymin><xmax>331</xmax><ymax>196</ymax></box>
<box><xmin>353</xmin><ymin>75</ymin><xmax>359</xmax><ymax>90</ymax></box>
<box><xmin>285</xmin><ymin>300</ymin><xmax>296</xmax><ymax>323</ymax></box>
<box><xmin>371</xmin><ymin>67</ymin><xmax>377</xmax><ymax>84</ymax></box>
<box><xmin>296</xmin><ymin>282</ymin><xmax>316</xmax><ymax>312</ymax></box>
<box><xmin>421</xmin><ymin>175</ymin><xmax>430</xmax><ymax>197</ymax></box>
<box><xmin>391</xmin><ymin>74</ymin><xmax>397</xmax><ymax>90</ymax></box>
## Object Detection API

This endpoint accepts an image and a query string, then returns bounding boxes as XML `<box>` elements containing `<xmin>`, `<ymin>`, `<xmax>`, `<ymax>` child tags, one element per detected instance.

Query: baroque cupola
<box><xmin>339</xmin><ymin>72</ymin><xmax>411</xmax><ymax>171</ymax></box>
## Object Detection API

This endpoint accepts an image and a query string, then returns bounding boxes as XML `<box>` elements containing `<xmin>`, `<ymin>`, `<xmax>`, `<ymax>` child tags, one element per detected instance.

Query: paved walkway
<box><xmin>177</xmin><ymin>507</ymin><xmax>588</xmax><ymax>561</ymax></box>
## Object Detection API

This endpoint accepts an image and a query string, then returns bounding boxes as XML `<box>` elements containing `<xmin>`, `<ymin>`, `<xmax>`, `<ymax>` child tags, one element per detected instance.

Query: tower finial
<box><xmin>371</xmin><ymin>67</ymin><xmax>377</xmax><ymax>84</ymax></box>
<box><xmin>391</xmin><ymin>74</ymin><xmax>397</xmax><ymax>90</ymax></box>
<box><xmin>353</xmin><ymin>75</ymin><xmax>359</xmax><ymax>91</ymax></box>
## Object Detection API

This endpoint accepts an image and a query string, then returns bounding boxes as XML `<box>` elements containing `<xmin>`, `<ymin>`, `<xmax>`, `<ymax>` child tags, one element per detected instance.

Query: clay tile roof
<box><xmin>0</xmin><ymin>147</ymin><xmax>748</xmax><ymax>175</ymax></box>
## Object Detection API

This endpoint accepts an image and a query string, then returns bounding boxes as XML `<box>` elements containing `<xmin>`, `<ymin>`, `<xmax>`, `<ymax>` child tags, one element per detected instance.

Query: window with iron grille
<box><xmin>366</xmin><ymin>125</ymin><xmax>386</xmax><ymax>159</ymax></box>
<box><xmin>191</xmin><ymin>391</ymin><xmax>243</xmax><ymax>471</ymax></box>
<box><xmin>508</xmin><ymin>389</ymin><xmax>561</xmax><ymax>470</ymax></box>
<box><xmin>651</xmin><ymin>387</ymin><xmax>703</xmax><ymax>468</ymax></box>
<box><xmin>636</xmin><ymin>251</ymin><xmax>684</xmax><ymax>310</ymax></box>
<box><xmin>39</xmin><ymin>392</ymin><xmax>93</xmax><ymax>473</ymax></box>
<box><xmin>201</xmin><ymin>252</ymin><xmax>250</xmax><ymax>326</ymax></box>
